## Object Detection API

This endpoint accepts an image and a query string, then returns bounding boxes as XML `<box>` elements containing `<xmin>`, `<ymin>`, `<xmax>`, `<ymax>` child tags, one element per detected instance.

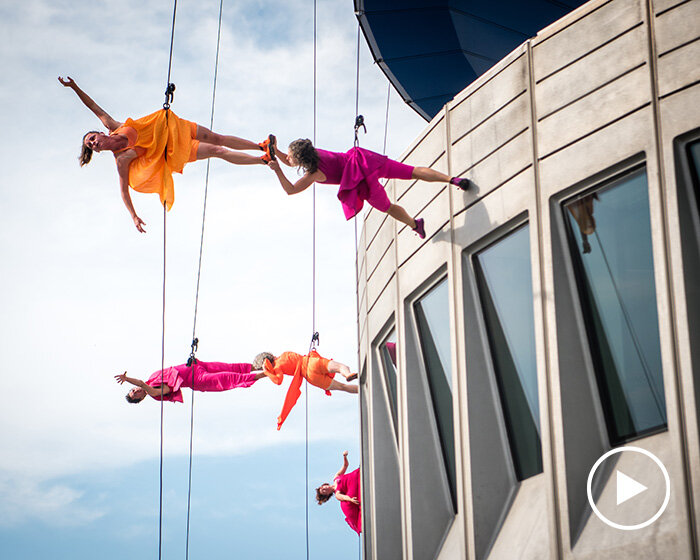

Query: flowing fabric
<box><xmin>122</xmin><ymin>109</ymin><xmax>198</xmax><ymax>210</ymax></box>
<box><xmin>335</xmin><ymin>468</ymin><xmax>362</xmax><ymax>534</ymax></box>
<box><xmin>262</xmin><ymin>350</ymin><xmax>334</xmax><ymax>429</ymax></box>
<box><xmin>146</xmin><ymin>361</ymin><xmax>254</xmax><ymax>403</ymax></box>
<box><xmin>318</xmin><ymin>147</ymin><xmax>389</xmax><ymax>220</ymax></box>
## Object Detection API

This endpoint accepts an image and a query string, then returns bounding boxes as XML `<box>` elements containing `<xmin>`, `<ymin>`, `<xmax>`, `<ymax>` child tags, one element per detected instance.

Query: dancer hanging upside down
<box><xmin>252</xmin><ymin>350</ymin><xmax>358</xmax><ymax>429</ymax></box>
<box><xmin>266</xmin><ymin>137</ymin><xmax>472</xmax><ymax>239</ymax></box>
<box><xmin>59</xmin><ymin>76</ymin><xmax>273</xmax><ymax>232</ymax></box>
<box><xmin>316</xmin><ymin>451</ymin><xmax>362</xmax><ymax>534</ymax></box>
<box><xmin>115</xmin><ymin>360</ymin><xmax>266</xmax><ymax>403</ymax></box>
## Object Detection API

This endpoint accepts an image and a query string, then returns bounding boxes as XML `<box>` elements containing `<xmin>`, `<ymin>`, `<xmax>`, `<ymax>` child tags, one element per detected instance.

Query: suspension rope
<box><xmin>353</xmin><ymin>21</ymin><xmax>364</xmax><ymax>558</ymax></box>
<box><xmin>158</xmin><ymin>201</ymin><xmax>167</xmax><ymax>560</ymax></box>
<box><xmin>184</xmin><ymin>1</ymin><xmax>226</xmax><ymax>557</ymax></box>
<box><xmin>164</xmin><ymin>0</ymin><xmax>178</xmax><ymax>107</ymax></box>
<box><xmin>304</xmin><ymin>0</ymin><xmax>318</xmax><ymax>560</ymax></box>
<box><xmin>305</xmin><ymin>0</ymin><xmax>318</xmax><ymax>558</ymax></box>
<box><xmin>158</xmin><ymin>2</ymin><xmax>178</xmax><ymax>559</ymax></box>
<box><xmin>382</xmin><ymin>84</ymin><xmax>390</xmax><ymax>155</ymax></box>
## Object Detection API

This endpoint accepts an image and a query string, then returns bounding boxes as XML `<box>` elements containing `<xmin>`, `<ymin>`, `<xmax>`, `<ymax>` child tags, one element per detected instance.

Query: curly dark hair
<box><xmin>315</xmin><ymin>484</ymin><xmax>333</xmax><ymax>505</ymax></box>
<box><xmin>288</xmin><ymin>138</ymin><xmax>319</xmax><ymax>174</ymax></box>
<box><xmin>79</xmin><ymin>131</ymin><xmax>100</xmax><ymax>167</ymax></box>
<box><xmin>125</xmin><ymin>391</ymin><xmax>145</xmax><ymax>404</ymax></box>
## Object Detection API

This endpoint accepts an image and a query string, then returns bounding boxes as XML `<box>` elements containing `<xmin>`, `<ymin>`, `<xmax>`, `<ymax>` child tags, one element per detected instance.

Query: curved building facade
<box><xmin>356</xmin><ymin>0</ymin><xmax>700</xmax><ymax>558</ymax></box>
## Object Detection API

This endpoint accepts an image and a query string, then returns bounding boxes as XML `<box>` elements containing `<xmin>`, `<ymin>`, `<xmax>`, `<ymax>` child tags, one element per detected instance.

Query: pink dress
<box><xmin>335</xmin><ymin>468</ymin><xmax>362</xmax><ymax>534</ymax></box>
<box><xmin>317</xmin><ymin>147</ymin><xmax>413</xmax><ymax>220</ymax></box>
<box><xmin>146</xmin><ymin>361</ymin><xmax>256</xmax><ymax>403</ymax></box>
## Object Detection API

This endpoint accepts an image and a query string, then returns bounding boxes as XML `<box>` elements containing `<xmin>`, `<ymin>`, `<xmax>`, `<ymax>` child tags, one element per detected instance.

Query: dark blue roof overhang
<box><xmin>355</xmin><ymin>0</ymin><xmax>589</xmax><ymax>120</ymax></box>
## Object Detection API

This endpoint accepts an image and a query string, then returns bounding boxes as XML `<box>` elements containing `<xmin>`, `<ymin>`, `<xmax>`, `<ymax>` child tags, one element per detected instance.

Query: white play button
<box><xmin>616</xmin><ymin>470</ymin><xmax>648</xmax><ymax>505</ymax></box>
<box><xmin>587</xmin><ymin>446</ymin><xmax>670</xmax><ymax>530</ymax></box>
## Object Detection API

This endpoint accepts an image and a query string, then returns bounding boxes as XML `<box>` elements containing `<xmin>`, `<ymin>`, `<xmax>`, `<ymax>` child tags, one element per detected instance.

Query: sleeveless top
<box><xmin>316</xmin><ymin>149</ymin><xmax>347</xmax><ymax>184</ymax></box>
<box><xmin>111</xmin><ymin>125</ymin><xmax>141</xmax><ymax>155</ymax></box>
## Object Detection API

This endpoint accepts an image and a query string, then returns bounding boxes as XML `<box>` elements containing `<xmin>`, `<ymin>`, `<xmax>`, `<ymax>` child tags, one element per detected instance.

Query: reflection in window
<box><xmin>414</xmin><ymin>279</ymin><xmax>456</xmax><ymax>509</ymax></box>
<box><xmin>474</xmin><ymin>225</ymin><xmax>543</xmax><ymax>480</ymax></box>
<box><xmin>379</xmin><ymin>331</ymin><xmax>398</xmax><ymax>440</ymax></box>
<box><xmin>564</xmin><ymin>169</ymin><xmax>666</xmax><ymax>444</ymax></box>
<box><xmin>688</xmin><ymin>141</ymin><xmax>700</xmax><ymax>215</ymax></box>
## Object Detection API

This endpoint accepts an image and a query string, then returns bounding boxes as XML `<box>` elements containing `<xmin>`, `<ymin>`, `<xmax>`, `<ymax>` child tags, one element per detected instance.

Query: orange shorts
<box><xmin>305</xmin><ymin>354</ymin><xmax>334</xmax><ymax>390</ymax></box>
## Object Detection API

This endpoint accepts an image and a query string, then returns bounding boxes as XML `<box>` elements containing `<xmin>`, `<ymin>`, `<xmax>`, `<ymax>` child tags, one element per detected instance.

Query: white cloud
<box><xmin>0</xmin><ymin>472</ymin><xmax>105</xmax><ymax>527</ymax></box>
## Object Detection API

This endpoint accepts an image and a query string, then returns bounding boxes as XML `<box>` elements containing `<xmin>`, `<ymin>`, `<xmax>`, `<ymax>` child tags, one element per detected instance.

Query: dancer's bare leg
<box><xmin>197</xmin><ymin>143</ymin><xmax>266</xmax><ymax>165</ymax></box>
<box><xmin>328</xmin><ymin>379</ymin><xmax>359</xmax><ymax>394</ymax></box>
<box><xmin>196</xmin><ymin>125</ymin><xmax>262</xmax><ymax>151</ymax></box>
<box><xmin>387</xmin><ymin>203</ymin><xmax>417</xmax><ymax>229</ymax></box>
<box><xmin>412</xmin><ymin>166</ymin><xmax>451</xmax><ymax>183</ymax></box>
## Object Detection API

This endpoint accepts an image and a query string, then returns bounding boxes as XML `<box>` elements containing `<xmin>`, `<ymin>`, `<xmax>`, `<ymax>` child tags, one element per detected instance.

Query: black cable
<box><xmin>306</xmin><ymin>1</ymin><xmax>318</xmax><ymax>558</ymax></box>
<box><xmin>165</xmin><ymin>0</ymin><xmax>178</xmax><ymax>94</ymax></box>
<box><xmin>185</xmin><ymin>1</ymin><xmax>226</xmax><ymax>557</ymax></box>
<box><xmin>158</xmin><ymin>201</ymin><xmax>167</xmax><ymax>560</ymax></box>
<box><xmin>158</xmin><ymin>2</ymin><xmax>178</xmax><ymax>558</ymax></box>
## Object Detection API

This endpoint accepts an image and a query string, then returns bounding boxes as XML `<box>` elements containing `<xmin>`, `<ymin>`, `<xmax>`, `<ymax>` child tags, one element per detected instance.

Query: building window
<box><xmin>379</xmin><ymin>330</ymin><xmax>398</xmax><ymax>441</ymax></box>
<box><xmin>474</xmin><ymin>224</ymin><xmax>543</xmax><ymax>480</ymax></box>
<box><xmin>688</xmin><ymin>140</ymin><xmax>700</xmax><ymax>214</ymax></box>
<box><xmin>414</xmin><ymin>278</ymin><xmax>456</xmax><ymax>508</ymax></box>
<box><xmin>563</xmin><ymin>168</ymin><xmax>666</xmax><ymax>444</ymax></box>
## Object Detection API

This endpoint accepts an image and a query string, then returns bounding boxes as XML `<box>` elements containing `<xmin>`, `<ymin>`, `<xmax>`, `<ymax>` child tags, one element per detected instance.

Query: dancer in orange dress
<box><xmin>59</xmin><ymin>76</ymin><xmax>274</xmax><ymax>232</ymax></box>
<box><xmin>252</xmin><ymin>350</ymin><xmax>358</xmax><ymax>429</ymax></box>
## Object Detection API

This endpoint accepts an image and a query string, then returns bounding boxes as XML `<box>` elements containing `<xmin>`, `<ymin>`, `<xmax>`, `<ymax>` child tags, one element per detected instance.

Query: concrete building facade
<box><xmin>356</xmin><ymin>0</ymin><xmax>700</xmax><ymax>558</ymax></box>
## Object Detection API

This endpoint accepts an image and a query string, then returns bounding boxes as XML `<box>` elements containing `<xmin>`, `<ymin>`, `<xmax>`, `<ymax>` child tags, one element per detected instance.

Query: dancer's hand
<box><xmin>133</xmin><ymin>215</ymin><xmax>146</xmax><ymax>233</ymax></box>
<box><xmin>58</xmin><ymin>76</ymin><xmax>76</xmax><ymax>88</ymax></box>
<box><xmin>343</xmin><ymin>451</ymin><xmax>349</xmax><ymax>457</ymax></box>
<box><xmin>115</xmin><ymin>371</ymin><xmax>128</xmax><ymax>384</ymax></box>
<box><xmin>267</xmin><ymin>159</ymin><xmax>280</xmax><ymax>172</ymax></box>
<box><xmin>348</xmin><ymin>497</ymin><xmax>360</xmax><ymax>505</ymax></box>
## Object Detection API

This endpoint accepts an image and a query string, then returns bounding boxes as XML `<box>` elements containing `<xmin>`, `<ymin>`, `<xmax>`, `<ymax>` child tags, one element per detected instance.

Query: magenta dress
<box><xmin>317</xmin><ymin>147</ymin><xmax>413</xmax><ymax>220</ymax></box>
<box><xmin>146</xmin><ymin>361</ymin><xmax>256</xmax><ymax>403</ymax></box>
<box><xmin>335</xmin><ymin>468</ymin><xmax>362</xmax><ymax>534</ymax></box>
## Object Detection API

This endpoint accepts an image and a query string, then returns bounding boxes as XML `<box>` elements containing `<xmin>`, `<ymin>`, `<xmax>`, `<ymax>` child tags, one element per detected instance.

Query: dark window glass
<box><xmin>474</xmin><ymin>225</ymin><xmax>543</xmax><ymax>480</ymax></box>
<box><xmin>414</xmin><ymin>279</ymin><xmax>456</xmax><ymax>509</ymax></box>
<box><xmin>379</xmin><ymin>330</ymin><xmax>398</xmax><ymax>440</ymax></box>
<box><xmin>688</xmin><ymin>141</ymin><xmax>700</xmax><ymax>213</ymax></box>
<box><xmin>564</xmin><ymin>169</ymin><xmax>667</xmax><ymax>444</ymax></box>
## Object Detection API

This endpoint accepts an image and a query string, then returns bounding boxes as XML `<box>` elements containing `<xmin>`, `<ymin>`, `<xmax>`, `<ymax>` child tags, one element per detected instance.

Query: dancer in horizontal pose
<box><xmin>59</xmin><ymin>76</ymin><xmax>275</xmax><ymax>232</ymax></box>
<box><xmin>253</xmin><ymin>350</ymin><xmax>358</xmax><ymax>429</ymax></box>
<box><xmin>316</xmin><ymin>451</ymin><xmax>362</xmax><ymax>534</ymax></box>
<box><xmin>266</xmin><ymin>137</ymin><xmax>472</xmax><ymax>239</ymax></box>
<box><xmin>115</xmin><ymin>360</ymin><xmax>266</xmax><ymax>404</ymax></box>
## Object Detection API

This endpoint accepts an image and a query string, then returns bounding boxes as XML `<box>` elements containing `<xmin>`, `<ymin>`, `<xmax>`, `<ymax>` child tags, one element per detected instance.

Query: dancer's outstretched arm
<box><xmin>58</xmin><ymin>76</ymin><xmax>121</xmax><ymax>132</ymax></box>
<box><xmin>115</xmin><ymin>151</ymin><xmax>146</xmax><ymax>233</ymax></box>
<box><xmin>114</xmin><ymin>371</ymin><xmax>171</xmax><ymax>397</ymax></box>
<box><xmin>268</xmin><ymin>159</ymin><xmax>320</xmax><ymax>195</ymax></box>
<box><xmin>335</xmin><ymin>450</ymin><xmax>350</xmax><ymax>479</ymax></box>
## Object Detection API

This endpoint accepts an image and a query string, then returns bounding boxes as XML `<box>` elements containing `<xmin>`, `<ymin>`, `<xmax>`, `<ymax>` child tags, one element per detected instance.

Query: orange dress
<box><xmin>113</xmin><ymin>109</ymin><xmax>199</xmax><ymax>210</ymax></box>
<box><xmin>263</xmin><ymin>350</ymin><xmax>335</xmax><ymax>430</ymax></box>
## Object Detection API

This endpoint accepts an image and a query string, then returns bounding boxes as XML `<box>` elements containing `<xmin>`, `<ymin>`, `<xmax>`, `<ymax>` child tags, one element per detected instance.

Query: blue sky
<box><xmin>0</xmin><ymin>0</ymin><xmax>426</xmax><ymax>558</ymax></box>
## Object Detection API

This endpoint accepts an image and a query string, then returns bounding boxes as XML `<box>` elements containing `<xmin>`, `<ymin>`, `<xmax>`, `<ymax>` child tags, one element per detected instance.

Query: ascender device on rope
<box><xmin>354</xmin><ymin>114</ymin><xmax>366</xmax><ymax>147</ymax></box>
<box><xmin>187</xmin><ymin>337</ymin><xmax>199</xmax><ymax>367</ymax></box>
<box><xmin>163</xmin><ymin>82</ymin><xmax>176</xmax><ymax>110</ymax></box>
<box><xmin>310</xmin><ymin>331</ymin><xmax>320</xmax><ymax>351</ymax></box>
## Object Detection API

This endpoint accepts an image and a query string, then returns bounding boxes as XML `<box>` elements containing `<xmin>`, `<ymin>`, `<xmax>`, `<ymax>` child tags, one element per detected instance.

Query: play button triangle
<box><xmin>616</xmin><ymin>470</ymin><xmax>648</xmax><ymax>505</ymax></box>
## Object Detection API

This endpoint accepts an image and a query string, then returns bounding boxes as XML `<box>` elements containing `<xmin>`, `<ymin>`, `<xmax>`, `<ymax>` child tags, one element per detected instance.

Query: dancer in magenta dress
<box><xmin>267</xmin><ymin>138</ymin><xmax>472</xmax><ymax>239</ymax></box>
<box><xmin>115</xmin><ymin>361</ymin><xmax>265</xmax><ymax>403</ymax></box>
<box><xmin>315</xmin><ymin>451</ymin><xmax>362</xmax><ymax>534</ymax></box>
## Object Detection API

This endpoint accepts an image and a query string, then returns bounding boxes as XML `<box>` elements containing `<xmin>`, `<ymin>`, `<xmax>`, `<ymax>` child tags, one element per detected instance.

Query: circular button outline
<box><xmin>586</xmin><ymin>446</ymin><xmax>670</xmax><ymax>531</ymax></box>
